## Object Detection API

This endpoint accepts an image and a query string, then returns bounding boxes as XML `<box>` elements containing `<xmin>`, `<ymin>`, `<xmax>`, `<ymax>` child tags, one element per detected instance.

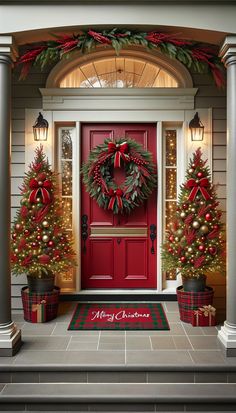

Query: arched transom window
<box><xmin>59</xmin><ymin>57</ymin><xmax>178</xmax><ymax>88</ymax></box>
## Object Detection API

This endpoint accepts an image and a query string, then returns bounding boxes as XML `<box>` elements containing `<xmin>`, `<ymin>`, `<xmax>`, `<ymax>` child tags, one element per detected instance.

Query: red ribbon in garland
<box><xmin>29</xmin><ymin>178</ymin><xmax>52</xmax><ymax>204</ymax></box>
<box><xmin>108</xmin><ymin>141</ymin><xmax>129</xmax><ymax>168</ymax></box>
<box><xmin>108</xmin><ymin>189</ymin><xmax>123</xmax><ymax>211</ymax></box>
<box><xmin>186</xmin><ymin>177</ymin><xmax>211</xmax><ymax>201</ymax></box>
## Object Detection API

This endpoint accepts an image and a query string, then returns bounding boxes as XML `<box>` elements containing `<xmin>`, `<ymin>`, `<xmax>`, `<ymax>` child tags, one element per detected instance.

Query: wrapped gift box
<box><xmin>21</xmin><ymin>286</ymin><xmax>60</xmax><ymax>323</ymax></box>
<box><xmin>191</xmin><ymin>305</ymin><xmax>216</xmax><ymax>327</ymax></box>
<box><xmin>31</xmin><ymin>300</ymin><xmax>46</xmax><ymax>323</ymax></box>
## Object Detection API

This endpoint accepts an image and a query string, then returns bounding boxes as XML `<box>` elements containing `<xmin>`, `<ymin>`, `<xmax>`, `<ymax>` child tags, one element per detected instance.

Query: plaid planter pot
<box><xmin>21</xmin><ymin>286</ymin><xmax>60</xmax><ymax>323</ymax></box>
<box><xmin>176</xmin><ymin>286</ymin><xmax>214</xmax><ymax>323</ymax></box>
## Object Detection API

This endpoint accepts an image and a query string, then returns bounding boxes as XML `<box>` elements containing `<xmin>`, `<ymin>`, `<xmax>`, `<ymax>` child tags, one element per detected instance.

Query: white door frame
<box><xmin>25</xmin><ymin>88</ymin><xmax>212</xmax><ymax>294</ymax></box>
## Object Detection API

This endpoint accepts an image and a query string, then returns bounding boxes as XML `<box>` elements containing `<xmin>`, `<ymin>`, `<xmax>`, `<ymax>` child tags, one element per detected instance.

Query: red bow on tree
<box><xmin>29</xmin><ymin>178</ymin><xmax>52</xmax><ymax>204</ymax></box>
<box><xmin>108</xmin><ymin>141</ymin><xmax>129</xmax><ymax>168</ymax></box>
<box><xmin>186</xmin><ymin>177</ymin><xmax>211</xmax><ymax>201</ymax></box>
<box><xmin>108</xmin><ymin>188</ymin><xmax>123</xmax><ymax>211</ymax></box>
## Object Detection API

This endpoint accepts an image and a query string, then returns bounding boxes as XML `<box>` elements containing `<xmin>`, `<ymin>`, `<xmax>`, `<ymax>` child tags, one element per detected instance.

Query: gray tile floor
<box><xmin>4</xmin><ymin>301</ymin><xmax>233</xmax><ymax>368</ymax></box>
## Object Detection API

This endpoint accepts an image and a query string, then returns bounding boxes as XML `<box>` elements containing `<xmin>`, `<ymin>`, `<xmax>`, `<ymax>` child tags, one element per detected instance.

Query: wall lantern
<box><xmin>189</xmin><ymin>112</ymin><xmax>204</xmax><ymax>141</ymax></box>
<box><xmin>33</xmin><ymin>112</ymin><xmax>49</xmax><ymax>141</ymax></box>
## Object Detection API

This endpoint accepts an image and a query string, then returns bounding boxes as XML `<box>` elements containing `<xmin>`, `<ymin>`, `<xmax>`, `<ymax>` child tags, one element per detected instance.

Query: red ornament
<box><xmin>24</xmin><ymin>229</ymin><xmax>30</xmax><ymax>236</ymax></box>
<box><xmin>48</xmin><ymin>240</ymin><xmax>54</xmax><ymax>247</ymax></box>
<box><xmin>208</xmin><ymin>246</ymin><xmax>217</xmax><ymax>255</ymax></box>
<box><xmin>190</xmin><ymin>258</ymin><xmax>195</xmax><ymax>264</ymax></box>
<box><xmin>201</xmin><ymin>236</ymin><xmax>206</xmax><ymax>241</ymax></box>
<box><xmin>183</xmin><ymin>204</ymin><xmax>188</xmax><ymax>210</ymax></box>
<box><xmin>169</xmin><ymin>235</ymin><xmax>174</xmax><ymax>242</ymax></box>
<box><xmin>205</xmin><ymin>213</ymin><xmax>212</xmax><ymax>221</ymax></box>
<box><xmin>180</xmin><ymin>256</ymin><xmax>186</xmax><ymax>263</ymax></box>
<box><xmin>12</xmin><ymin>233</ymin><xmax>17</xmax><ymax>240</ymax></box>
<box><xmin>198</xmin><ymin>244</ymin><xmax>205</xmax><ymax>252</ymax></box>
<box><xmin>32</xmin><ymin>242</ymin><xmax>38</xmax><ymax>248</ymax></box>
<box><xmin>168</xmin><ymin>248</ymin><xmax>173</xmax><ymax>253</ymax></box>
<box><xmin>197</xmin><ymin>172</ymin><xmax>204</xmax><ymax>178</ymax></box>
<box><xmin>213</xmin><ymin>225</ymin><xmax>219</xmax><ymax>230</ymax></box>
<box><xmin>192</xmin><ymin>163</ymin><xmax>196</xmax><ymax>168</ymax></box>
<box><xmin>36</xmin><ymin>235</ymin><xmax>41</xmax><ymax>241</ymax></box>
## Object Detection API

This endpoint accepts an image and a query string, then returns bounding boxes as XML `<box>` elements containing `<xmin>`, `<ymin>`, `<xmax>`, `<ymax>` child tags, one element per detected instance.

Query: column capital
<box><xmin>219</xmin><ymin>35</ymin><xmax>236</xmax><ymax>66</ymax></box>
<box><xmin>0</xmin><ymin>35</ymin><xmax>18</xmax><ymax>62</ymax></box>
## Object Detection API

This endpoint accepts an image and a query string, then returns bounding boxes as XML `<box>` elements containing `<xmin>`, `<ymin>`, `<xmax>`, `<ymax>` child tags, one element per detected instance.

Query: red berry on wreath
<box><xmin>180</xmin><ymin>256</ymin><xmax>186</xmax><ymax>263</ymax></box>
<box><xmin>198</xmin><ymin>244</ymin><xmax>205</xmax><ymax>252</ymax></box>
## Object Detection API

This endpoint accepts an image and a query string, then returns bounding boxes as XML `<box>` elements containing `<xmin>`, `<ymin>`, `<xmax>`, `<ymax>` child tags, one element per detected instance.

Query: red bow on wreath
<box><xmin>186</xmin><ymin>177</ymin><xmax>211</xmax><ymax>201</ymax></box>
<box><xmin>29</xmin><ymin>178</ymin><xmax>52</xmax><ymax>204</ymax></box>
<box><xmin>108</xmin><ymin>188</ymin><xmax>123</xmax><ymax>211</ymax></box>
<box><xmin>108</xmin><ymin>141</ymin><xmax>129</xmax><ymax>168</ymax></box>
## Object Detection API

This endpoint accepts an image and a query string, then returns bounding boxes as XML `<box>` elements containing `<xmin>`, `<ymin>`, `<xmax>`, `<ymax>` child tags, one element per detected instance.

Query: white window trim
<box><xmin>25</xmin><ymin>90</ymin><xmax>212</xmax><ymax>295</ymax></box>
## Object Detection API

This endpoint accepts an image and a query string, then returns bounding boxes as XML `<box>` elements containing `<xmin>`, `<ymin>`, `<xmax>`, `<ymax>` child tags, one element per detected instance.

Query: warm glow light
<box><xmin>189</xmin><ymin>112</ymin><xmax>204</xmax><ymax>141</ymax></box>
<box><xmin>33</xmin><ymin>112</ymin><xmax>49</xmax><ymax>141</ymax></box>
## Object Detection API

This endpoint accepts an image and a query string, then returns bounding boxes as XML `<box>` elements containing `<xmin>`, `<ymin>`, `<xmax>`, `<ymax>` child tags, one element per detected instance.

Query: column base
<box><xmin>218</xmin><ymin>321</ymin><xmax>236</xmax><ymax>357</ymax></box>
<box><xmin>0</xmin><ymin>321</ymin><xmax>22</xmax><ymax>357</ymax></box>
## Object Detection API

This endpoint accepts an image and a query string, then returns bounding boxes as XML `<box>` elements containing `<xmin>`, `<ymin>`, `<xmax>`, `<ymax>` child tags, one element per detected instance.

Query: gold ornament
<box><xmin>180</xmin><ymin>212</ymin><xmax>186</xmax><ymax>219</ymax></box>
<box><xmin>14</xmin><ymin>248</ymin><xmax>19</xmax><ymax>253</ymax></box>
<box><xmin>42</xmin><ymin>221</ymin><xmax>49</xmax><ymax>228</ymax></box>
<box><xmin>188</xmin><ymin>247</ymin><xmax>193</xmax><ymax>253</ymax></box>
<box><xmin>42</xmin><ymin>235</ymin><xmax>49</xmax><ymax>242</ymax></box>
<box><xmin>192</xmin><ymin>221</ymin><xmax>200</xmax><ymax>229</ymax></box>
<box><xmin>177</xmin><ymin>229</ymin><xmax>183</xmax><ymax>237</ymax></box>
<box><xmin>200</xmin><ymin>225</ymin><xmax>209</xmax><ymax>234</ymax></box>
<box><xmin>175</xmin><ymin>237</ymin><xmax>179</xmax><ymax>242</ymax></box>
<box><xmin>191</xmin><ymin>208</ymin><xmax>196</xmax><ymax>213</ymax></box>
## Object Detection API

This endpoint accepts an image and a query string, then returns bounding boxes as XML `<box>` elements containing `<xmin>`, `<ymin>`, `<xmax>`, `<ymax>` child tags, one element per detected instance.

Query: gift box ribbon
<box><xmin>32</xmin><ymin>300</ymin><xmax>46</xmax><ymax>322</ymax></box>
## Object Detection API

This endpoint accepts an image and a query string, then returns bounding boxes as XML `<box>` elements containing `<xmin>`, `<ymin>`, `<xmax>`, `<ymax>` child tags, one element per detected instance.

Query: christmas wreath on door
<box><xmin>82</xmin><ymin>138</ymin><xmax>157</xmax><ymax>214</ymax></box>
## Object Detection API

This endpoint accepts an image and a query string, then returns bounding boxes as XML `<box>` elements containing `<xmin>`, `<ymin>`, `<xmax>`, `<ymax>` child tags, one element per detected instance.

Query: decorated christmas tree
<box><xmin>11</xmin><ymin>145</ymin><xmax>76</xmax><ymax>278</ymax></box>
<box><xmin>162</xmin><ymin>148</ymin><xmax>225</xmax><ymax>280</ymax></box>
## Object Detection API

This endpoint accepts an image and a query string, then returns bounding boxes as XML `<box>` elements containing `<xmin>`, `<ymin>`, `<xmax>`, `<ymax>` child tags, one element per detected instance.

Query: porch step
<box><xmin>1</xmin><ymin>382</ymin><xmax>236</xmax><ymax>411</ymax></box>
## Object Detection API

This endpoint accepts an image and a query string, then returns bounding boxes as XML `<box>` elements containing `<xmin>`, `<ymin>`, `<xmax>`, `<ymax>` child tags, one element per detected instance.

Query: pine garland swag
<box><xmin>81</xmin><ymin>138</ymin><xmax>157</xmax><ymax>214</ymax></box>
<box><xmin>17</xmin><ymin>28</ymin><xmax>225</xmax><ymax>87</ymax></box>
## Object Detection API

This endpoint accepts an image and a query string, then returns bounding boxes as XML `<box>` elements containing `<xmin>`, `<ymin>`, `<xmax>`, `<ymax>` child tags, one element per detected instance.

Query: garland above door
<box><xmin>17</xmin><ymin>28</ymin><xmax>225</xmax><ymax>87</ymax></box>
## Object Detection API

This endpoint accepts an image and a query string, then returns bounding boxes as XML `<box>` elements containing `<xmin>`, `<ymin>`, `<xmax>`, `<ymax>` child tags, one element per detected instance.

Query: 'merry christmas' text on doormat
<box><xmin>68</xmin><ymin>303</ymin><xmax>169</xmax><ymax>330</ymax></box>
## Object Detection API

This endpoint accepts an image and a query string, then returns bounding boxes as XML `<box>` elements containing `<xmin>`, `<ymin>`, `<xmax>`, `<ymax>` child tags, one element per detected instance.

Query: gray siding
<box><xmin>11</xmin><ymin>66</ymin><xmax>227</xmax><ymax>312</ymax></box>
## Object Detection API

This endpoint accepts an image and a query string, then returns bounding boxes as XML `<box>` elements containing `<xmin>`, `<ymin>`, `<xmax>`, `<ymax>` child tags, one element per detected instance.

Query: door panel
<box><xmin>81</xmin><ymin>123</ymin><xmax>157</xmax><ymax>289</ymax></box>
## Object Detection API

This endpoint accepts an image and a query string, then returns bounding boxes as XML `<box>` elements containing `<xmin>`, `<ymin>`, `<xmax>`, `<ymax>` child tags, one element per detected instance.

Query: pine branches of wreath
<box><xmin>81</xmin><ymin>138</ymin><xmax>157</xmax><ymax>214</ymax></box>
<box><xmin>17</xmin><ymin>28</ymin><xmax>225</xmax><ymax>87</ymax></box>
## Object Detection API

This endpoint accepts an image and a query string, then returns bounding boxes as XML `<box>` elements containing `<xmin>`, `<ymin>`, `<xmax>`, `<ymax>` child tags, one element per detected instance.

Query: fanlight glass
<box><xmin>60</xmin><ymin>57</ymin><xmax>178</xmax><ymax>88</ymax></box>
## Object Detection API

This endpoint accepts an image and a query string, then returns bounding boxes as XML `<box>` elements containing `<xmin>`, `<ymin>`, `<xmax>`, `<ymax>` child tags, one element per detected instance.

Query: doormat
<box><xmin>68</xmin><ymin>303</ymin><xmax>170</xmax><ymax>330</ymax></box>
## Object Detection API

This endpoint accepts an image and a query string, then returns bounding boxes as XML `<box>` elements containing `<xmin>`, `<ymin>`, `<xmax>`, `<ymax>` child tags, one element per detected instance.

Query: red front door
<box><xmin>81</xmin><ymin>123</ymin><xmax>157</xmax><ymax>289</ymax></box>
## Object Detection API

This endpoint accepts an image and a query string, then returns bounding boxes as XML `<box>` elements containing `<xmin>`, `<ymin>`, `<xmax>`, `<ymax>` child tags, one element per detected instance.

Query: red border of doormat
<box><xmin>68</xmin><ymin>303</ymin><xmax>170</xmax><ymax>330</ymax></box>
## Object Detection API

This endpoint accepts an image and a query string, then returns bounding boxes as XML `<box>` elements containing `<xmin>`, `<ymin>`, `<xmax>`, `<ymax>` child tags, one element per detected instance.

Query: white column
<box><xmin>218</xmin><ymin>36</ymin><xmax>236</xmax><ymax>356</ymax></box>
<box><xmin>0</xmin><ymin>36</ymin><xmax>21</xmax><ymax>356</ymax></box>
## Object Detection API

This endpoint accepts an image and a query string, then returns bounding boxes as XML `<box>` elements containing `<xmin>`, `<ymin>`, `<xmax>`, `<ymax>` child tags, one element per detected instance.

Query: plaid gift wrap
<box><xmin>21</xmin><ymin>286</ymin><xmax>60</xmax><ymax>323</ymax></box>
<box><xmin>177</xmin><ymin>286</ymin><xmax>214</xmax><ymax>323</ymax></box>
<box><xmin>191</xmin><ymin>305</ymin><xmax>216</xmax><ymax>327</ymax></box>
